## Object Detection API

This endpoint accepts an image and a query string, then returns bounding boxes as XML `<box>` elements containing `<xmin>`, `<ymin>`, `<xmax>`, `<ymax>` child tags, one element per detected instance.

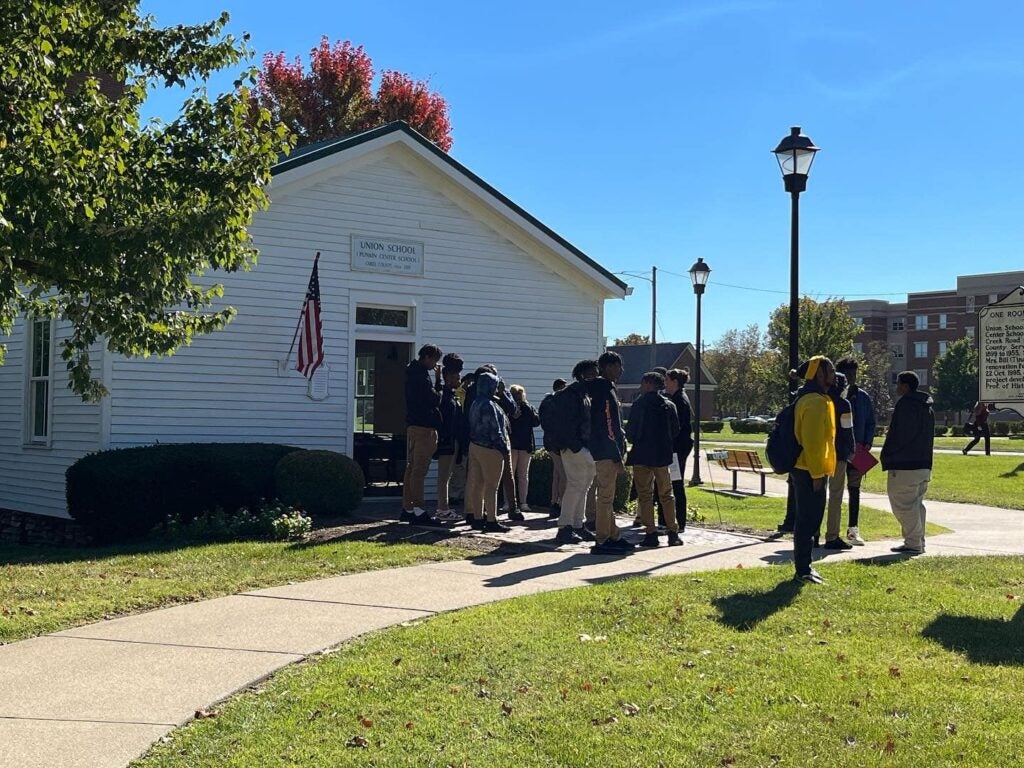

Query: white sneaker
<box><xmin>847</xmin><ymin>527</ymin><xmax>866</xmax><ymax>546</ymax></box>
<box><xmin>519</xmin><ymin>504</ymin><xmax>532</xmax><ymax>513</ymax></box>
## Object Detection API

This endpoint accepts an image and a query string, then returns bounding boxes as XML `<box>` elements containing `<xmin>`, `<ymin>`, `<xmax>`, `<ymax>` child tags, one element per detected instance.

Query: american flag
<box><xmin>295</xmin><ymin>258</ymin><xmax>324</xmax><ymax>379</ymax></box>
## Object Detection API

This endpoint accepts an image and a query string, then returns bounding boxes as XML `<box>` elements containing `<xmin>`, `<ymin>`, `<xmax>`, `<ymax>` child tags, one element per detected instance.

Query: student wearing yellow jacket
<box><xmin>792</xmin><ymin>355</ymin><xmax>837</xmax><ymax>584</ymax></box>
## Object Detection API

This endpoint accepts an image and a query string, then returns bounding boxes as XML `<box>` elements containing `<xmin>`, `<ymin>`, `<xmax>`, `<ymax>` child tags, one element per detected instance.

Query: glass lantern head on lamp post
<box><xmin>773</xmin><ymin>126</ymin><xmax>819</xmax><ymax>194</ymax></box>
<box><xmin>689</xmin><ymin>257</ymin><xmax>711</xmax><ymax>295</ymax></box>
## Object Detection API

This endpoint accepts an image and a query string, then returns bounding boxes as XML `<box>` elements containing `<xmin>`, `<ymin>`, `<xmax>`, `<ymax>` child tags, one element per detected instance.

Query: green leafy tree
<box><xmin>932</xmin><ymin>337</ymin><xmax>978</xmax><ymax>418</ymax></box>
<box><xmin>703</xmin><ymin>324</ymin><xmax>780</xmax><ymax>416</ymax></box>
<box><xmin>766</xmin><ymin>297</ymin><xmax>861</xmax><ymax>373</ymax></box>
<box><xmin>612</xmin><ymin>333</ymin><xmax>651</xmax><ymax>345</ymax></box>
<box><xmin>860</xmin><ymin>340</ymin><xmax>894</xmax><ymax>425</ymax></box>
<box><xmin>1</xmin><ymin>2</ymin><xmax>291</xmax><ymax>399</ymax></box>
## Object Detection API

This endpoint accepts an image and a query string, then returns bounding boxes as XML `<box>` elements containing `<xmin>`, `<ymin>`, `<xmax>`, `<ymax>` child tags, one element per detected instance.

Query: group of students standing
<box><xmin>399</xmin><ymin>345</ymin><xmax>695</xmax><ymax>555</ymax></box>
<box><xmin>781</xmin><ymin>355</ymin><xmax>935</xmax><ymax>584</ymax></box>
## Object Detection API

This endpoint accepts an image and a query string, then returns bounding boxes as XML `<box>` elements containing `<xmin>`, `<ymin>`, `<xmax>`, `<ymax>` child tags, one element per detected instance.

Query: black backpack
<box><xmin>765</xmin><ymin>393</ymin><xmax>806</xmax><ymax>474</ymax></box>
<box><xmin>540</xmin><ymin>387</ymin><xmax>586</xmax><ymax>452</ymax></box>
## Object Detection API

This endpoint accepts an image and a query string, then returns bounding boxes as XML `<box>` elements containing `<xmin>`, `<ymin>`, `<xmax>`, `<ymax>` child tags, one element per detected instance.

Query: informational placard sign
<box><xmin>351</xmin><ymin>235</ymin><xmax>424</xmax><ymax>276</ymax></box>
<box><xmin>979</xmin><ymin>285</ymin><xmax>1024</xmax><ymax>416</ymax></box>
<box><xmin>307</xmin><ymin>363</ymin><xmax>330</xmax><ymax>401</ymax></box>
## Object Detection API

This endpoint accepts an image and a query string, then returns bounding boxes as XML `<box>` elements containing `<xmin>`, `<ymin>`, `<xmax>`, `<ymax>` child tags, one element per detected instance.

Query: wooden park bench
<box><xmin>716</xmin><ymin>449</ymin><xmax>773</xmax><ymax>495</ymax></box>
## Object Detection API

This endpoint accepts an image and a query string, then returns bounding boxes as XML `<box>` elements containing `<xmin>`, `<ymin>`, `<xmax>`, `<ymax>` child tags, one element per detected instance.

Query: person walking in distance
<box><xmin>627</xmin><ymin>372</ymin><xmax>683</xmax><ymax>548</ymax></box>
<box><xmin>551</xmin><ymin>361</ymin><xmax>598</xmax><ymax>545</ymax></box>
<box><xmin>539</xmin><ymin>379</ymin><xmax>568</xmax><ymax>519</ymax></box>
<box><xmin>433</xmin><ymin>365</ymin><xmax>464</xmax><ymax>523</ymax></box>
<box><xmin>881</xmin><ymin>371</ymin><xmax>935</xmax><ymax>554</ymax></box>
<box><xmin>402</xmin><ymin>344</ymin><xmax>445</xmax><ymax>526</ymax></box>
<box><xmin>588</xmin><ymin>351</ymin><xmax>635</xmax><ymax>555</ymax></box>
<box><xmin>664</xmin><ymin>368</ymin><xmax>694</xmax><ymax>536</ymax></box>
<box><xmin>466</xmin><ymin>372</ymin><xmax>513</xmax><ymax>533</ymax></box>
<box><xmin>822</xmin><ymin>371</ymin><xmax>855</xmax><ymax>550</ymax></box>
<box><xmin>791</xmin><ymin>356</ymin><xmax>837</xmax><ymax>584</ymax></box>
<box><xmin>963</xmin><ymin>401</ymin><xmax>994</xmax><ymax>456</ymax></box>
<box><xmin>835</xmin><ymin>356</ymin><xmax>875</xmax><ymax>545</ymax></box>
<box><xmin>509</xmin><ymin>384</ymin><xmax>541</xmax><ymax>514</ymax></box>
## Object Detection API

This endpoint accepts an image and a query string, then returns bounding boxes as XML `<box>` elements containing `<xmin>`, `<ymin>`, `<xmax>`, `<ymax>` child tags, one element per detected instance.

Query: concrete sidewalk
<box><xmin>1</xmin><ymin>459</ymin><xmax>1021</xmax><ymax>768</ymax></box>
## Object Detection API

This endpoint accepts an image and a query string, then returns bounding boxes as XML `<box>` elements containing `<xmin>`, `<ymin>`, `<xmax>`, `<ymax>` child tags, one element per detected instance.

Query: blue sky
<box><xmin>141</xmin><ymin>0</ymin><xmax>1024</xmax><ymax>347</ymax></box>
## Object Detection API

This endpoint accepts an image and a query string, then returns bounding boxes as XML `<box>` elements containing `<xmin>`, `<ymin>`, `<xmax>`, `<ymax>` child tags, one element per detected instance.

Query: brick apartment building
<box><xmin>847</xmin><ymin>269</ymin><xmax>1024</xmax><ymax>391</ymax></box>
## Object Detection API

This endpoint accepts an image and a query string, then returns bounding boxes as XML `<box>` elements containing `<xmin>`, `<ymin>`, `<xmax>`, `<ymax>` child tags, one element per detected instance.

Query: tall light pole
<box><xmin>688</xmin><ymin>257</ymin><xmax>710</xmax><ymax>486</ymax></box>
<box><xmin>772</xmin><ymin>126</ymin><xmax>820</xmax><ymax>375</ymax></box>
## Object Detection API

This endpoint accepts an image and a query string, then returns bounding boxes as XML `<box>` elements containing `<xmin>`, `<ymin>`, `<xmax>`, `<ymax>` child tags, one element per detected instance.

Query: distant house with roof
<box><xmin>608</xmin><ymin>342</ymin><xmax>717</xmax><ymax>418</ymax></box>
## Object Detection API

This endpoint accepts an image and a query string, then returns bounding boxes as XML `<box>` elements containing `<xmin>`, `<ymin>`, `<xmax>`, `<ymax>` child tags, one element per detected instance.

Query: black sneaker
<box><xmin>548</xmin><ymin>504</ymin><xmax>561</xmax><ymax>519</ymax></box>
<box><xmin>399</xmin><ymin>510</ymin><xmax>415</xmax><ymax>523</ymax></box>
<box><xmin>590</xmin><ymin>541</ymin><xmax>626</xmax><ymax>556</ymax></box>
<box><xmin>639</xmin><ymin>532</ymin><xmax>660</xmax><ymax>548</ymax></box>
<box><xmin>483</xmin><ymin>520</ymin><xmax>511</xmax><ymax>533</ymax></box>
<box><xmin>823</xmin><ymin>538</ymin><xmax>853</xmax><ymax>550</ymax></box>
<box><xmin>795</xmin><ymin>569</ymin><xmax>825</xmax><ymax>584</ymax></box>
<box><xmin>574</xmin><ymin>527</ymin><xmax>596</xmax><ymax>542</ymax></box>
<box><xmin>555</xmin><ymin>526</ymin><xmax>583</xmax><ymax>545</ymax></box>
<box><xmin>776</xmin><ymin>524</ymin><xmax>794</xmax><ymax>534</ymax></box>
<box><xmin>890</xmin><ymin>544</ymin><xmax>922</xmax><ymax>554</ymax></box>
<box><xmin>412</xmin><ymin>514</ymin><xmax>447</xmax><ymax>528</ymax></box>
<box><xmin>507</xmin><ymin>509</ymin><xmax>526</xmax><ymax>522</ymax></box>
<box><xmin>463</xmin><ymin>513</ymin><xmax>474</xmax><ymax>527</ymax></box>
<box><xmin>584</xmin><ymin>519</ymin><xmax>597</xmax><ymax>532</ymax></box>
<box><xmin>469</xmin><ymin>516</ymin><xmax>486</xmax><ymax>531</ymax></box>
<box><xmin>667</xmin><ymin>531</ymin><xmax>683</xmax><ymax>546</ymax></box>
<box><xmin>607</xmin><ymin>537</ymin><xmax>636</xmax><ymax>552</ymax></box>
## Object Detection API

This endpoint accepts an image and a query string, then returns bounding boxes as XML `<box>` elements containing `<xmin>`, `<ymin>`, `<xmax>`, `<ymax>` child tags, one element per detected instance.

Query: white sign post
<box><xmin>979</xmin><ymin>285</ymin><xmax>1024</xmax><ymax>417</ymax></box>
<box><xmin>351</xmin><ymin>235</ymin><xmax>424</xmax><ymax>276</ymax></box>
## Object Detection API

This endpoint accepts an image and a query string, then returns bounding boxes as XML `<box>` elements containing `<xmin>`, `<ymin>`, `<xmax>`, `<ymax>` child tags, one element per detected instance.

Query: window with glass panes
<box><xmin>27</xmin><ymin>318</ymin><xmax>52</xmax><ymax>442</ymax></box>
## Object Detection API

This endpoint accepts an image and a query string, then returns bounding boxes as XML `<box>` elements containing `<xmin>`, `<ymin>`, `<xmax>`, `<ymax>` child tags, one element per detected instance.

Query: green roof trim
<box><xmin>271</xmin><ymin>122</ymin><xmax>628</xmax><ymax>293</ymax></box>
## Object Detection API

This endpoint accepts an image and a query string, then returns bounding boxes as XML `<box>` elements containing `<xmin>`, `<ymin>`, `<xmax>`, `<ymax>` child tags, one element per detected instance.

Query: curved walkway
<box><xmin>1</xmin><ymin>462</ymin><xmax>1021</xmax><ymax>768</ymax></box>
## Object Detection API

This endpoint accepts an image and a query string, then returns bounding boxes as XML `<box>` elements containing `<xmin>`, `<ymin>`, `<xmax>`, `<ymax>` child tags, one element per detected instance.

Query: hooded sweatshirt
<box><xmin>404</xmin><ymin>360</ymin><xmax>441</xmax><ymax>429</ymax></box>
<box><xmin>469</xmin><ymin>373</ymin><xmax>510</xmax><ymax>453</ymax></box>
<box><xmin>794</xmin><ymin>379</ymin><xmax>837</xmax><ymax>479</ymax></box>
<box><xmin>587</xmin><ymin>377</ymin><xmax>626</xmax><ymax>462</ymax></box>
<box><xmin>881</xmin><ymin>390</ymin><xmax>935</xmax><ymax>470</ymax></box>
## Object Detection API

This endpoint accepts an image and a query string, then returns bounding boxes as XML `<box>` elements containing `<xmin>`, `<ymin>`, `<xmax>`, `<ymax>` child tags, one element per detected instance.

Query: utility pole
<box><xmin>650</xmin><ymin>266</ymin><xmax>658</xmax><ymax>371</ymax></box>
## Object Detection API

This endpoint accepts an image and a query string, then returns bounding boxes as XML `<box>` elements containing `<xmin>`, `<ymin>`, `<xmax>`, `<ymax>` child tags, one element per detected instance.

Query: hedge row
<box><xmin>526</xmin><ymin>450</ymin><xmax>632</xmax><ymax>512</ymax></box>
<box><xmin>67</xmin><ymin>443</ymin><xmax>363</xmax><ymax>544</ymax></box>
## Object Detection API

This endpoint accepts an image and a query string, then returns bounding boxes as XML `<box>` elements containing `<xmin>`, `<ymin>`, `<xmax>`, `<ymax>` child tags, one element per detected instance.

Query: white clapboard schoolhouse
<box><xmin>0</xmin><ymin>122</ymin><xmax>628</xmax><ymax>518</ymax></box>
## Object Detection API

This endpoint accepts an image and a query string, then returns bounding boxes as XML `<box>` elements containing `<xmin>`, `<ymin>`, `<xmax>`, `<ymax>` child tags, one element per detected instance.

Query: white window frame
<box><xmin>24</xmin><ymin>317</ymin><xmax>55</xmax><ymax>447</ymax></box>
<box><xmin>938</xmin><ymin>340</ymin><xmax>949</xmax><ymax>355</ymax></box>
<box><xmin>914</xmin><ymin>341</ymin><xmax>928</xmax><ymax>358</ymax></box>
<box><xmin>965</xmin><ymin>326</ymin><xmax>975</xmax><ymax>340</ymax></box>
<box><xmin>891</xmin><ymin>344</ymin><xmax>904</xmax><ymax>359</ymax></box>
<box><xmin>915</xmin><ymin>369</ymin><xmax>928</xmax><ymax>385</ymax></box>
<box><xmin>853</xmin><ymin>342</ymin><xmax>863</xmax><ymax>354</ymax></box>
<box><xmin>938</xmin><ymin>313</ymin><xmax>947</xmax><ymax>329</ymax></box>
<box><xmin>966</xmin><ymin>296</ymin><xmax>975</xmax><ymax>313</ymax></box>
<box><xmin>353</xmin><ymin>302</ymin><xmax>415</xmax><ymax>333</ymax></box>
<box><xmin>891</xmin><ymin>318</ymin><xmax>905</xmax><ymax>331</ymax></box>
<box><xmin>915</xmin><ymin>314</ymin><xmax>928</xmax><ymax>330</ymax></box>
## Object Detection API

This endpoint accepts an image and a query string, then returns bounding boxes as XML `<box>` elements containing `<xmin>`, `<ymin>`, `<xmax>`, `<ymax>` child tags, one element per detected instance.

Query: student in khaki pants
<box><xmin>626</xmin><ymin>371</ymin><xmax>683</xmax><ymax>548</ymax></box>
<box><xmin>587</xmin><ymin>351</ymin><xmax>635</xmax><ymax>556</ymax></box>
<box><xmin>401</xmin><ymin>344</ymin><xmax>444</xmax><ymax>526</ymax></box>
<box><xmin>434</xmin><ymin>367</ymin><xmax>464</xmax><ymax>522</ymax></box>
<box><xmin>465</xmin><ymin>372</ymin><xmax>512</xmax><ymax>533</ymax></box>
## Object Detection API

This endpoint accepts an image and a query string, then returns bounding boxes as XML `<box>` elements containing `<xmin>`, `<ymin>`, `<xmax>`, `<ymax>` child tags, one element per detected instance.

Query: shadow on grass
<box><xmin>0</xmin><ymin>540</ymin><xmax>189</xmax><ymax>567</ymax></box>
<box><xmin>712</xmin><ymin>579</ymin><xmax>802</xmax><ymax>631</ymax></box>
<box><xmin>922</xmin><ymin>607</ymin><xmax>1024</xmax><ymax>665</ymax></box>
<box><xmin>999</xmin><ymin>462</ymin><xmax>1024</xmax><ymax>479</ymax></box>
<box><xmin>851</xmin><ymin>553</ymin><xmax>920</xmax><ymax>567</ymax></box>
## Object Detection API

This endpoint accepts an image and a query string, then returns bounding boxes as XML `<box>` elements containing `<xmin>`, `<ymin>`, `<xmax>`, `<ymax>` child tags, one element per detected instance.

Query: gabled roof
<box><xmin>271</xmin><ymin>121</ymin><xmax>628</xmax><ymax>296</ymax></box>
<box><xmin>609</xmin><ymin>342</ymin><xmax>717</xmax><ymax>387</ymax></box>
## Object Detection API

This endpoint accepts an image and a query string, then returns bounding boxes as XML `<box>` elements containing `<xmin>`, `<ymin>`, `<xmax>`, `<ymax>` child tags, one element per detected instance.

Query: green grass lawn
<box><xmin>133</xmin><ymin>555</ymin><xmax>1024</xmax><ymax>768</ymax></box>
<box><xmin>0</xmin><ymin>538</ymin><xmax>472</xmax><ymax>643</ymax></box>
<box><xmin>687</xmin><ymin>488</ymin><xmax>949</xmax><ymax>540</ymax></box>
<box><xmin>857</xmin><ymin>453</ymin><xmax>1024</xmax><ymax>510</ymax></box>
<box><xmin>705</xmin><ymin>424</ymin><xmax>1024</xmax><ymax>454</ymax></box>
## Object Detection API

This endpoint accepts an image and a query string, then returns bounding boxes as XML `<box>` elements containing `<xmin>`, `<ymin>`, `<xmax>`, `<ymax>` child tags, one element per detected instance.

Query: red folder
<box><xmin>850</xmin><ymin>443</ymin><xmax>879</xmax><ymax>474</ymax></box>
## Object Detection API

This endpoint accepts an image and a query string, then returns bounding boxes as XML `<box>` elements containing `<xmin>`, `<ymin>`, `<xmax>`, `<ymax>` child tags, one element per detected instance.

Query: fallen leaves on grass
<box><xmin>579</xmin><ymin>634</ymin><xmax>607</xmax><ymax>642</ymax></box>
<box><xmin>888</xmin><ymin>666</ymin><xmax>902</xmax><ymax>678</ymax></box>
<box><xmin>359</xmin><ymin>716</ymin><xmax>373</xmax><ymax>728</ymax></box>
<box><xmin>194</xmin><ymin>708</ymin><xmax>219</xmax><ymax>720</ymax></box>
<box><xmin>591</xmin><ymin>715</ymin><xmax>619</xmax><ymax>726</ymax></box>
<box><xmin>346</xmin><ymin>735</ymin><xmax>369</xmax><ymax>749</ymax></box>
<box><xmin>622</xmin><ymin>703</ymin><xmax>640</xmax><ymax>716</ymax></box>
<box><xmin>500</xmin><ymin>701</ymin><xmax>513</xmax><ymax>717</ymax></box>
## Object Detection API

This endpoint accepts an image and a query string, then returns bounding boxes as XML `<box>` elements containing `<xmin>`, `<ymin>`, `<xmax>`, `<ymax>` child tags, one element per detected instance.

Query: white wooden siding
<box><xmin>0</xmin><ymin>322</ymin><xmax>103</xmax><ymax>518</ymax></box>
<box><xmin>108</xmin><ymin>152</ymin><xmax>603</xmax><ymax>481</ymax></box>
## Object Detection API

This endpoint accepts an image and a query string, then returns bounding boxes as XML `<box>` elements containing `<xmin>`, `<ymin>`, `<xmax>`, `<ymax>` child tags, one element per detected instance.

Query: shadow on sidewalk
<box><xmin>712</xmin><ymin>578</ymin><xmax>803</xmax><ymax>631</ymax></box>
<box><xmin>922</xmin><ymin>606</ymin><xmax>1024</xmax><ymax>666</ymax></box>
<box><xmin>475</xmin><ymin>540</ymin><xmax>773</xmax><ymax>588</ymax></box>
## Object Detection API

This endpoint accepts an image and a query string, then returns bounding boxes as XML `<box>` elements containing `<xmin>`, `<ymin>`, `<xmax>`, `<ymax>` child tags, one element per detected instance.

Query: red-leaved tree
<box><xmin>252</xmin><ymin>37</ymin><xmax>452</xmax><ymax>151</ymax></box>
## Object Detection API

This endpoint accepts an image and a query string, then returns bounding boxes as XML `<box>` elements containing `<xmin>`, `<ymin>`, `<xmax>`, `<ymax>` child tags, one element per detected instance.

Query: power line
<box><xmin>646</xmin><ymin>268</ymin><xmax>908</xmax><ymax>298</ymax></box>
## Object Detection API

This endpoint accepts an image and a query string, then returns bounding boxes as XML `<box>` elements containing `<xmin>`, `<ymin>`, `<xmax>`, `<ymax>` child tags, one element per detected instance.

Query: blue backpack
<box><xmin>765</xmin><ymin>394</ymin><xmax>806</xmax><ymax>474</ymax></box>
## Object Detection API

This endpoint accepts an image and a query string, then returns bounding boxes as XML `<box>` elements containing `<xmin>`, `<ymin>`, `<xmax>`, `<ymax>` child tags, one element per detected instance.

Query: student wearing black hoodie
<box><xmin>402</xmin><ymin>344</ymin><xmax>444</xmax><ymax>525</ymax></box>
<box><xmin>587</xmin><ymin>351</ymin><xmax>634</xmax><ymax>555</ymax></box>
<box><xmin>881</xmin><ymin>371</ymin><xmax>935</xmax><ymax>554</ymax></box>
<box><xmin>664</xmin><ymin>368</ymin><xmax>694</xmax><ymax>533</ymax></box>
<box><xmin>433</xmin><ymin>366</ymin><xmax>464</xmax><ymax>522</ymax></box>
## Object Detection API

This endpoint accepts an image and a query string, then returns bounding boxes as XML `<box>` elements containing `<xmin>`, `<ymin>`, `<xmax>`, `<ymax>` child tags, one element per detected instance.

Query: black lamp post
<box><xmin>688</xmin><ymin>257</ymin><xmax>710</xmax><ymax>486</ymax></box>
<box><xmin>772</xmin><ymin>126</ymin><xmax>819</xmax><ymax>374</ymax></box>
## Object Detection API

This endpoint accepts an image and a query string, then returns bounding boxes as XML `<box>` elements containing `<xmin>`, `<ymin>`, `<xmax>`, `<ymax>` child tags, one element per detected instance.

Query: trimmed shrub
<box><xmin>1010</xmin><ymin>421</ymin><xmax>1024</xmax><ymax>435</ymax></box>
<box><xmin>527</xmin><ymin>449</ymin><xmax>632</xmax><ymax>512</ymax></box>
<box><xmin>934</xmin><ymin>426</ymin><xmax>949</xmax><ymax>437</ymax></box>
<box><xmin>159</xmin><ymin>500</ymin><xmax>311</xmax><ymax>543</ymax></box>
<box><xmin>67</xmin><ymin>443</ymin><xmax>301</xmax><ymax>543</ymax></box>
<box><xmin>731</xmin><ymin>418</ymin><xmax>772</xmax><ymax>434</ymax></box>
<box><xmin>273</xmin><ymin>450</ymin><xmax>364</xmax><ymax>519</ymax></box>
<box><xmin>950</xmin><ymin>425</ymin><xmax>966</xmax><ymax>437</ymax></box>
<box><xmin>700</xmin><ymin>420</ymin><xmax>725</xmax><ymax>433</ymax></box>
<box><xmin>992</xmin><ymin>421</ymin><xmax>1010</xmax><ymax>437</ymax></box>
